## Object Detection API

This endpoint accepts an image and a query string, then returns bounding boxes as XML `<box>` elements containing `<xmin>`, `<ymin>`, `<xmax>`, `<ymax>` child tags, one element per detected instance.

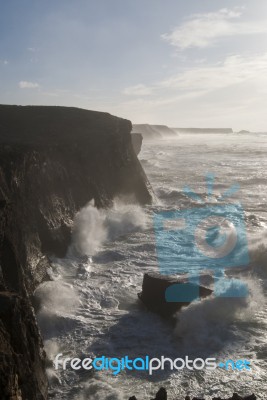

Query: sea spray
<box><xmin>71</xmin><ymin>199</ymin><xmax>148</xmax><ymax>256</ymax></box>
<box><xmin>35</xmin><ymin>280</ymin><xmax>80</xmax><ymax>337</ymax></box>
<box><xmin>174</xmin><ymin>277</ymin><xmax>264</xmax><ymax>353</ymax></box>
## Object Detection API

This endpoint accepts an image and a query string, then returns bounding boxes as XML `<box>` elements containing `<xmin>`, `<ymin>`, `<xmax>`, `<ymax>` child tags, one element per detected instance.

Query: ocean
<box><xmin>35</xmin><ymin>133</ymin><xmax>267</xmax><ymax>399</ymax></box>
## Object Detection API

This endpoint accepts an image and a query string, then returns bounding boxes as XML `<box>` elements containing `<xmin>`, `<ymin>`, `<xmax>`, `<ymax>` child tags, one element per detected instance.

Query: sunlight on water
<box><xmin>36</xmin><ymin>133</ymin><xmax>267</xmax><ymax>399</ymax></box>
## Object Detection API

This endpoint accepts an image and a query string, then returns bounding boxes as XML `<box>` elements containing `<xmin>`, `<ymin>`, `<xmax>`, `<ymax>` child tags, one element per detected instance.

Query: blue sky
<box><xmin>1</xmin><ymin>0</ymin><xmax>267</xmax><ymax>130</ymax></box>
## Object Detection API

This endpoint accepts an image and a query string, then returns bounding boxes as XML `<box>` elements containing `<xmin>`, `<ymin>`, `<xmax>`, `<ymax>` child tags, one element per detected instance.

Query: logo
<box><xmin>54</xmin><ymin>354</ymin><xmax>251</xmax><ymax>375</ymax></box>
<box><xmin>153</xmin><ymin>173</ymin><xmax>250</xmax><ymax>301</ymax></box>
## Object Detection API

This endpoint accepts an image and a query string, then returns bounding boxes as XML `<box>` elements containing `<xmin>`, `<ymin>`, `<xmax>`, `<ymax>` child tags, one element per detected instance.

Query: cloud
<box><xmin>122</xmin><ymin>53</ymin><xmax>267</xmax><ymax>106</ymax></box>
<box><xmin>159</xmin><ymin>53</ymin><xmax>267</xmax><ymax>94</ymax></box>
<box><xmin>123</xmin><ymin>84</ymin><xmax>153</xmax><ymax>96</ymax></box>
<box><xmin>162</xmin><ymin>8</ymin><xmax>267</xmax><ymax>50</ymax></box>
<box><xmin>19</xmin><ymin>81</ymin><xmax>40</xmax><ymax>89</ymax></box>
<box><xmin>0</xmin><ymin>59</ymin><xmax>8</xmax><ymax>65</ymax></box>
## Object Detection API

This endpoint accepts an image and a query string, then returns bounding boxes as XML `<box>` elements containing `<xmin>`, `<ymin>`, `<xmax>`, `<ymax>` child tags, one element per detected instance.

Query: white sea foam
<box><xmin>174</xmin><ymin>277</ymin><xmax>264</xmax><ymax>352</ymax></box>
<box><xmin>39</xmin><ymin>135</ymin><xmax>267</xmax><ymax>399</ymax></box>
<box><xmin>71</xmin><ymin>200</ymin><xmax>147</xmax><ymax>256</ymax></box>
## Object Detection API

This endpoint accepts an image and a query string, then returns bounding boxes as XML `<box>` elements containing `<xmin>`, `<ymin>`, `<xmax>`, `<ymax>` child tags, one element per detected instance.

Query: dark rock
<box><xmin>138</xmin><ymin>272</ymin><xmax>212</xmax><ymax>317</ymax></box>
<box><xmin>0</xmin><ymin>105</ymin><xmax>154</xmax><ymax>399</ymax></box>
<box><xmin>131</xmin><ymin>133</ymin><xmax>143</xmax><ymax>155</ymax></box>
<box><xmin>152</xmin><ymin>387</ymin><xmax>167</xmax><ymax>400</ymax></box>
<box><xmin>0</xmin><ymin>292</ymin><xmax>47</xmax><ymax>399</ymax></box>
<box><xmin>232</xmin><ymin>394</ymin><xmax>243</xmax><ymax>400</ymax></box>
<box><xmin>243</xmin><ymin>395</ymin><xmax>256</xmax><ymax>400</ymax></box>
<box><xmin>128</xmin><ymin>389</ymin><xmax>256</xmax><ymax>400</ymax></box>
<box><xmin>238</xmin><ymin>130</ymin><xmax>250</xmax><ymax>134</ymax></box>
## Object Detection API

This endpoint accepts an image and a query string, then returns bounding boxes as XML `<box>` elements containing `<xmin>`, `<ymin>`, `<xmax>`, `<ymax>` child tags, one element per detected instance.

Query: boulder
<box><xmin>138</xmin><ymin>272</ymin><xmax>212</xmax><ymax>317</ymax></box>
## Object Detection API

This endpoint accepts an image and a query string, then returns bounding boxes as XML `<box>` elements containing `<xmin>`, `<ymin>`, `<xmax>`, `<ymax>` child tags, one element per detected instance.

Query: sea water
<box><xmin>36</xmin><ymin>133</ymin><xmax>267</xmax><ymax>399</ymax></box>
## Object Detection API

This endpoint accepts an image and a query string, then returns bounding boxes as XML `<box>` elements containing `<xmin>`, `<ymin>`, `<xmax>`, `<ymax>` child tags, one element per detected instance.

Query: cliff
<box><xmin>132</xmin><ymin>124</ymin><xmax>162</xmax><ymax>140</ymax></box>
<box><xmin>131</xmin><ymin>124</ymin><xmax>178</xmax><ymax>140</ymax></box>
<box><xmin>150</xmin><ymin>125</ymin><xmax>177</xmax><ymax>137</ymax></box>
<box><xmin>131</xmin><ymin>133</ymin><xmax>143</xmax><ymax>155</ymax></box>
<box><xmin>173</xmin><ymin>128</ymin><xmax>233</xmax><ymax>134</ymax></box>
<box><xmin>0</xmin><ymin>105</ymin><xmax>153</xmax><ymax>399</ymax></box>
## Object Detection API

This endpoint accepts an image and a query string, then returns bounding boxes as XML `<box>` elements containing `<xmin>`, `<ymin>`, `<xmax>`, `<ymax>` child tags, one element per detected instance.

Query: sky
<box><xmin>1</xmin><ymin>0</ymin><xmax>267</xmax><ymax>130</ymax></box>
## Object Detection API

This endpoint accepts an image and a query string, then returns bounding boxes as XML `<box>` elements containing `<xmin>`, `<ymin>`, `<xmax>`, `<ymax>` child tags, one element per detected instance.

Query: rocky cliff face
<box><xmin>131</xmin><ymin>133</ymin><xmax>143</xmax><ymax>155</ymax></box>
<box><xmin>131</xmin><ymin>124</ymin><xmax>178</xmax><ymax>140</ymax></box>
<box><xmin>0</xmin><ymin>105</ymin><xmax>153</xmax><ymax>399</ymax></box>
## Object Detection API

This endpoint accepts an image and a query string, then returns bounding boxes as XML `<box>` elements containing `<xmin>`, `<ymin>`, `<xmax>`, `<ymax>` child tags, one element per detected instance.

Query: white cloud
<box><xmin>159</xmin><ymin>53</ymin><xmax>267</xmax><ymax>94</ymax></box>
<box><xmin>162</xmin><ymin>8</ymin><xmax>267</xmax><ymax>50</ymax></box>
<box><xmin>0</xmin><ymin>59</ymin><xmax>8</xmax><ymax>65</ymax></box>
<box><xmin>19</xmin><ymin>81</ymin><xmax>40</xmax><ymax>89</ymax></box>
<box><xmin>119</xmin><ymin>53</ymin><xmax>267</xmax><ymax>130</ymax></box>
<box><xmin>123</xmin><ymin>84</ymin><xmax>153</xmax><ymax>96</ymax></box>
<box><xmin>123</xmin><ymin>53</ymin><xmax>267</xmax><ymax>101</ymax></box>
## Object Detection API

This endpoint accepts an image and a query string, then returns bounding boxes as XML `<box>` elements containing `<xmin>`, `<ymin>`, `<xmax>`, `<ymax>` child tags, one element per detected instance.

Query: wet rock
<box><xmin>128</xmin><ymin>388</ymin><xmax>256</xmax><ymax>400</ymax></box>
<box><xmin>0</xmin><ymin>292</ymin><xmax>47</xmax><ymax>399</ymax></box>
<box><xmin>138</xmin><ymin>272</ymin><xmax>212</xmax><ymax>317</ymax></box>
<box><xmin>0</xmin><ymin>105</ymin><xmax>154</xmax><ymax>399</ymax></box>
<box><xmin>153</xmin><ymin>387</ymin><xmax>167</xmax><ymax>400</ymax></box>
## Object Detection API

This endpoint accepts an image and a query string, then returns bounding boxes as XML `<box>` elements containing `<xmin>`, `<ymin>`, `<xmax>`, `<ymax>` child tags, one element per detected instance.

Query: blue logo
<box><xmin>153</xmin><ymin>174</ymin><xmax>250</xmax><ymax>301</ymax></box>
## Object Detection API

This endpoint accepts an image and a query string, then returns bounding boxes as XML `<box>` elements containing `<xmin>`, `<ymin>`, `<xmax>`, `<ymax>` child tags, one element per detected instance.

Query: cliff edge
<box><xmin>0</xmin><ymin>105</ymin><xmax>153</xmax><ymax>399</ymax></box>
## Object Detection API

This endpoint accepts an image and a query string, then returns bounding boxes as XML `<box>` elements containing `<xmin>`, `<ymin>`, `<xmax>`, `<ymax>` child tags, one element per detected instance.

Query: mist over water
<box><xmin>71</xmin><ymin>200</ymin><xmax>148</xmax><ymax>256</ymax></box>
<box><xmin>36</xmin><ymin>133</ymin><xmax>267</xmax><ymax>399</ymax></box>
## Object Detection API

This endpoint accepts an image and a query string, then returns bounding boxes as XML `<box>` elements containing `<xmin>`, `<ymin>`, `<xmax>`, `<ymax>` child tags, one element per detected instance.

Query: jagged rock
<box><xmin>131</xmin><ymin>133</ymin><xmax>143</xmax><ymax>155</ymax></box>
<box><xmin>232</xmin><ymin>394</ymin><xmax>243</xmax><ymax>400</ymax></box>
<box><xmin>138</xmin><ymin>272</ymin><xmax>212</xmax><ymax>317</ymax></box>
<box><xmin>128</xmin><ymin>389</ymin><xmax>256</xmax><ymax>400</ymax></box>
<box><xmin>0</xmin><ymin>292</ymin><xmax>47</xmax><ymax>399</ymax></box>
<box><xmin>0</xmin><ymin>105</ymin><xmax>153</xmax><ymax>399</ymax></box>
<box><xmin>153</xmin><ymin>387</ymin><xmax>167</xmax><ymax>400</ymax></box>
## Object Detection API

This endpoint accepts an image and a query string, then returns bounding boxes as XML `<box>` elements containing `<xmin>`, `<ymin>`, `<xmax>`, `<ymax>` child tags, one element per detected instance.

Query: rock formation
<box><xmin>132</xmin><ymin>124</ymin><xmax>162</xmax><ymax>140</ymax></box>
<box><xmin>131</xmin><ymin>133</ymin><xmax>143</xmax><ymax>155</ymax></box>
<box><xmin>151</xmin><ymin>125</ymin><xmax>177</xmax><ymax>137</ymax></box>
<box><xmin>128</xmin><ymin>387</ymin><xmax>256</xmax><ymax>400</ymax></box>
<box><xmin>131</xmin><ymin>124</ymin><xmax>177</xmax><ymax>140</ymax></box>
<box><xmin>138</xmin><ymin>273</ymin><xmax>212</xmax><ymax>317</ymax></box>
<box><xmin>172</xmin><ymin>128</ymin><xmax>233</xmax><ymax>134</ymax></box>
<box><xmin>0</xmin><ymin>105</ymin><xmax>153</xmax><ymax>399</ymax></box>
